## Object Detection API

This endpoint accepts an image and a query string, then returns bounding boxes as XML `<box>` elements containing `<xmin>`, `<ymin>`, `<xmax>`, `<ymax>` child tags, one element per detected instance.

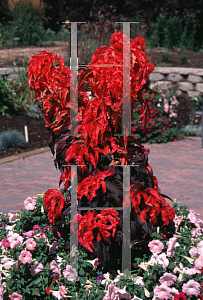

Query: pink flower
<box><xmin>157</xmin><ymin>253</ymin><xmax>169</xmax><ymax>270</ymax></box>
<box><xmin>8</xmin><ymin>233</ymin><xmax>23</xmax><ymax>249</ymax></box>
<box><xmin>194</xmin><ymin>255</ymin><xmax>203</xmax><ymax>269</ymax></box>
<box><xmin>182</xmin><ymin>279</ymin><xmax>201</xmax><ymax>297</ymax></box>
<box><xmin>50</xmin><ymin>260</ymin><xmax>61</xmax><ymax>275</ymax></box>
<box><xmin>184</xmin><ymin>267</ymin><xmax>200</xmax><ymax>275</ymax></box>
<box><xmin>59</xmin><ymin>286</ymin><xmax>67</xmax><ymax>297</ymax></box>
<box><xmin>63</xmin><ymin>265</ymin><xmax>79</xmax><ymax>282</ymax></box>
<box><xmin>189</xmin><ymin>247</ymin><xmax>198</xmax><ymax>257</ymax></box>
<box><xmin>24</xmin><ymin>197</ymin><xmax>36</xmax><ymax>210</ymax></box>
<box><xmin>2</xmin><ymin>238</ymin><xmax>10</xmax><ymax>248</ymax></box>
<box><xmin>167</xmin><ymin>237</ymin><xmax>180</xmax><ymax>258</ymax></box>
<box><xmin>22</xmin><ymin>230</ymin><xmax>35</xmax><ymax>237</ymax></box>
<box><xmin>103</xmin><ymin>284</ymin><xmax>131</xmax><ymax>300</ymax></box>
<box><xmin>26</xmin><ymin>238</ymin><xmax>36</xmax><ymax>250</ymax></box>
<box><xmin>174</xmin><ymin>215</ymin><xmax>182</xmax><ymax>228</ymax></box>
<box><xmin>148</xmin><ymin>240</ymin><xmax>164</xmax><ymax>254</ymax></box>
<box><xmin>30</xmin><ymin>261</ymin><xmax>43</xmax><ymax>276</ymax></box>
<box><xmin>197</xmin><ymin>240</ymin><xmax>203</xmax><ymax>256</ymax></box>
<box><xmin>19</xmin><ymin>250</ymin><xmax>32</xmax><ymax>264</ymax></box>
<box><xmin>35</xmin><ymin>232</ymin><xmax>47</xmax><ymax>241</ymax></box>
<box><xmin>159</xmin><ymin>273</ymin><xmax>177</xmax><ymax>286</ymax></box>
<box><xmin>9</xmin><ymin>292</ymin><xmax>22</xmax><ymax>300</ymax></box>
<box><xmin>1</xmin><ymin>256</ymin><xmax>15</xmax><ymax>269</ymax></box>
<box><xmin>154</xmin><ymin>283</ymin><xmax>173</xmax><ymax>300</ymax></box>
<box><xmin>188</xmin><ymin>210</ymin><xmax>198</xmax><ymax>224</ymax></box>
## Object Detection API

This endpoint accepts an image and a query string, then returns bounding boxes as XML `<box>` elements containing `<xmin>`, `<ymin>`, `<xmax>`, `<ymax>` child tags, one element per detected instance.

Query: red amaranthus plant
<box><xmin>28</xmin><ymin>31</ymin><xmax>175</xmax><ymax>271</ymax></box>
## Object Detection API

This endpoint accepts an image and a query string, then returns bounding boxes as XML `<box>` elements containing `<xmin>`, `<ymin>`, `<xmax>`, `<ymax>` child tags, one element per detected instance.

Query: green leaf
<box><xmin>27</xmin><ymin>277</ymin><xmax>42</xmax><ymax>287</ymax></box>
<box><xmin>24</xmin><ymin>287</ymin><xmax>31</xmax><ymax>294</ymax></box>
<box><xmin>79</xmin><ymin>269</ymin><xmax>85</xmax><ymax>276</ymax></box>
<box><xmin>32</xmin><ymin>288</ymin><xmax>41</xmax><ymax>296</ymax></box>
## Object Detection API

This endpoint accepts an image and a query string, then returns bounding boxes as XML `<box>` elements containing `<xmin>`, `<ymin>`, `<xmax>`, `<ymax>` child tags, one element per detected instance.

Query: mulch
<box><xmin>0</xmin><ymin>112</ymin><xmax>51</xmax><ymax>159</ymax></box>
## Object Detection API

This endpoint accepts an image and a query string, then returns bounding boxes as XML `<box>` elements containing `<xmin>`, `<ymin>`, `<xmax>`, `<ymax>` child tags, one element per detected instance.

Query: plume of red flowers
<box><xmin>28</xmin><ymin>32</ymin><xmax>175</xmax><ymax>269</ymax></box>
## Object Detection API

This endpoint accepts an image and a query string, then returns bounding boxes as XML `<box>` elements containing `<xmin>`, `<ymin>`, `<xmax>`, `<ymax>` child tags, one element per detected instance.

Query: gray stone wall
<box><xmin>149</xmin><ymin>67</ymin><xmax>203</xmax><ymax>98</ymax></box>
<box><xmin>1</xmin><ymin>67</ymin><xmax>203</xmax><ymax>99</ymax></box>
<box><xmin>0</xmin><ymin>67</ymin><xmax>26</xmax><ymax>81</ymax></box>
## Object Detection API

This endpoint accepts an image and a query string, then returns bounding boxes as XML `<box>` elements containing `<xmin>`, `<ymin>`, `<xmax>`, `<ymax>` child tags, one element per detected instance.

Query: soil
<box><xmin>1</xmin><ymin>42</ymin><xmax>203</xmax><ymax>159</ymax></box>
<box><xmin>0</xmin><ymin>112</ymin><xmax>51</xmax><ymax>159</ymax></box>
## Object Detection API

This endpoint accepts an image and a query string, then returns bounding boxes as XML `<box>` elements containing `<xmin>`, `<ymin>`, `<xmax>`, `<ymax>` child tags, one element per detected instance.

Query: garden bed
<box><xmin>0</xmin><ymin>112</ymin><xmax>50</xmax><ymax>159</ymax></box>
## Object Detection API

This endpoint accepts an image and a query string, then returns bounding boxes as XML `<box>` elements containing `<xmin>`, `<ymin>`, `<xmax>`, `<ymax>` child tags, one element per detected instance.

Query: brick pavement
<box><xmin>0</xmin><ymin>138</ymin><xmax>203</xmax><ymax>218</ymax></box>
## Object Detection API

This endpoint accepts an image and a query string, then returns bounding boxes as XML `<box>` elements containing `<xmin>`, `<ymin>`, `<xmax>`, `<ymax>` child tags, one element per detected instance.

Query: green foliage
<box><xmin>132</xmin><ymin>83</ymin><xmax>184</xmax><ymax>143</ymax></box>
<box><xmin>8</xmin><ymin>0</ymin><xmax>45</xmax><ymax>46</ymax></box>
<box><xmin>180</xmin><ymin>55</ymin><xmax>188</xmax><ymax>64</ymax></box>
<box><xmin>12</xmin><ymin>66</ymin><xmax>36</xmax><ymax>110</ymax></box>
<box><xmin>180</xmin><ymin>13</ymin><xmax>196</xmax><ymax>50</ymax></box>
<box><xmin>24</xmin><ymin>102</ymin><xmax>43</xmax><ymax>119</ymax></box>
<box><xmin>161</xmin><ymin>52</ymin><xmax>170</xmax><ymax>63</ymax></box>
<box><xmin>43</xmin><ymin>27</ymin><xmax>70</xmax><ymax>43</ymax></box>
<box><xmin>157</xmin><ymin>62</ymin><xmax>172</xmax><ymax>67</ymax></box>
<box><xmin>182</xmin><ymin>124</ymin><xmax>202</xmax><ymax>136</ymax></box>
<box><xmin>0</xmin><ymin>130</ymin><xmax>25</xmax><ymax>151</ymax></box>
<box><xmin>0</xmin><ymin>75</ymin><xmax>18</xmax><ymax>117</ymax></box>
<box><xmin>166</xmin><ymin>16</ymin><xmax>182</xmax><ymax>49</ymax></box>
<box><xmin>149</xmin><ymin>13</ymin><xmax>166</xmax><ymax>47</ymax></box>
<box><xmin>190</xmin><ymin>95</ymin><xmax>203</xmax><ymax>112</ymax></box>
<box><xmin>0</xmin><ymin>23</ymin><xmax>7</xmax><ymax>45</ymax></box>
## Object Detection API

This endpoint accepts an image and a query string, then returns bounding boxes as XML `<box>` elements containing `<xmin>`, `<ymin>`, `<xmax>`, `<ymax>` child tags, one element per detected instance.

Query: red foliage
<box><xmin>43</xmin><ymin>189</ymin><xmax>66</xmax><ymax>225</ymax></box>
<box><xmin>28</xmin><ymin>33</ymin><xmax>175</xmax><ymax>260</ymax></box>
<box><xmin>71</xmin><ymin>209</ymin><xmax>121</xmax><ymax>252</ymax></box>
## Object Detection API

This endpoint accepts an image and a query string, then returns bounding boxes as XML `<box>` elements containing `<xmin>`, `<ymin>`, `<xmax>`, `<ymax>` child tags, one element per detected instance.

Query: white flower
<box><xmin>86</xmin><ymin>257</ymin><xmax>99</xmax><ymax>268</ymax></box>
<box><xmin>56</xmin><ymin>255</ymin><xmax>63</xmax><ymax>263</ymax></box>
<box><xmin>101</xmin><ymin>272</ymin><xmax>112</xmax><ymax>285</ymax></box>
<box><xmin>7</xmin><ymin>213</ymin><xmax>14</xmax><ymax>223</ymax></box>
<box><xmin>1</xmin><ymin>256</ymin><xmax>15</xmax><ymax>270</ymax></box>
<box><xmin>131</xmin><ymin>276</ymin><xmax>145</xmax><ymax>286</ymax></box>
<box><xmin>50</xmin><ymin>290</ymin><xmax>63</xmax><ymax>300</ymax></box>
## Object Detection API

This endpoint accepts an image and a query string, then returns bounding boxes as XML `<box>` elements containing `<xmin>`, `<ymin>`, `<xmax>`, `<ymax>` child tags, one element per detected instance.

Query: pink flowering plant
<box><xmin>132</xmin><ymin>83</ymin><xmax>184</xmax><ymax>143</ymax></box>
<box><xmin>1</xmin><ymin>196</ymin><xmax>203</xmax><ymax>299</ymax></box>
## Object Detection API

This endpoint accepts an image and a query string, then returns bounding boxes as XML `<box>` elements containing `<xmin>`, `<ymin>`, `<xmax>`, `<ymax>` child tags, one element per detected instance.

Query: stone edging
<box><xmin>0</xmin><ymin>147</ymin><xmax>50</xmax><ymax>164</ymax></box>
<box><xmin>149</xmin><ymin>67</ymin><xmax>203</xmax><ymax>98</ymax></box>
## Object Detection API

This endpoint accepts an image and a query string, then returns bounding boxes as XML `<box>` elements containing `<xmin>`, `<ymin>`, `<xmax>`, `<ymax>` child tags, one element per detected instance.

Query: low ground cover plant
<box><xmin>0</xmin><ymin>130</ymin><xmax>25</xmax><ymax>152</ymax></box>
<box><xmin>1</xmin><ymin>197</ymin><xmax>203</xmax><ymax>299</ymax></box>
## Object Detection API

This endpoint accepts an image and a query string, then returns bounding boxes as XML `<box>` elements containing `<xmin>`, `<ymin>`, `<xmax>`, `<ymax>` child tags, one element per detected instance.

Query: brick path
<box><xmin>0</xmin><ymin>138</ymin><xmax>203</xmax><ymax>218</ymax></box>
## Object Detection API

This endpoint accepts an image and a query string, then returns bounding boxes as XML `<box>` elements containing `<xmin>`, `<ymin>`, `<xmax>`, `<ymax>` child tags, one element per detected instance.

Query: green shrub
<box><xmin>0</xmin><ymin>130</ymin><xmax>25</xmax><ymax>150</ymax></box>
<box><xmin>132</xmin><ymin>83</ymin><xmax>185</xmax><ymax>143</ymax></box>
<box><xmin>149</xmin><ymin>13</ymin><xmax>166</xmax><ymax>48</ymax></box>
<box><xmin>0</xmin><ymin>76</ymin><xmax>18</xmax><ymax>117</ymax></box>
<box><xmin>166</xmin><ymin>16</ymin><xmax>182</xmax><ymax>49</ymax></box>
<box><xmin>6</xmin><ymin>0</ymin><xmax>45</xmax><ymax>46</ymax></box>
<box><xmin>0</xmin><ymin>23</ymin><xmax>7</xmax><ymax>45</ymax></box>
<box><xmin>11</xmin><ymin>66</ymin><xmax>36</xmax><ymax>112</ymax></box>
<box><xmin>180</xmin><ymin>55</ymin><xmax>188</xmax><ymax>64</ymax></box>
<box><xmin>180</xmin><ymin>13</ymin><xmax>196</xmax><ymax>50</ymax></box>
<box><xmin>161</xmin><ymin>52</ymin><xmax>170</xmax><ymax>62</ymax></box>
